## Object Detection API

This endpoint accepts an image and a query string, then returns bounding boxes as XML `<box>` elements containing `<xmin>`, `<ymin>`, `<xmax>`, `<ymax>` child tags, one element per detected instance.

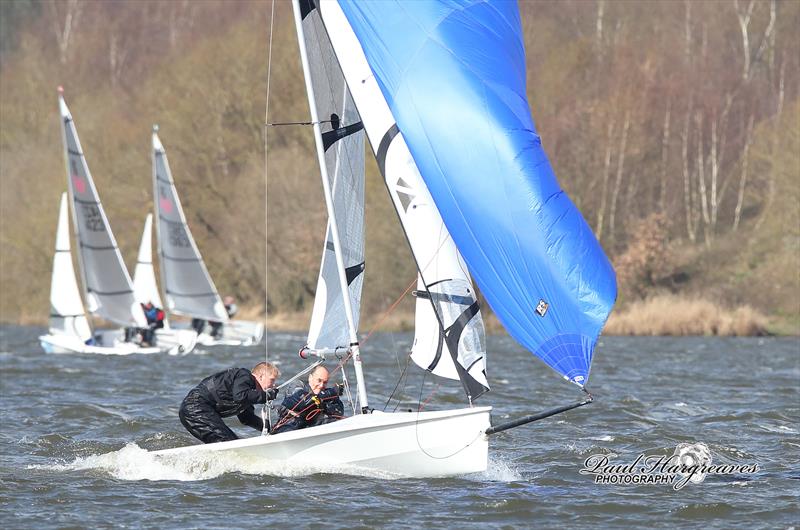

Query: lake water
<box><xmin>1</xmin><ymin>325</ymin><xmax>798</xmax><ymax>528</ymax></box>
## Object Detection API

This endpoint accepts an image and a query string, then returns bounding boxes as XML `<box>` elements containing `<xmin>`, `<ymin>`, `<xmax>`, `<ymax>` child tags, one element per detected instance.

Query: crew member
<box><xmin>179</xmin><ymin>362</ymin><xmax>280</xmax><ymax>444</ymax></box>
<box><xmin>271</xmin><ymin>365</ymin><xmax>344</xmax><ymax>434</ymax></box>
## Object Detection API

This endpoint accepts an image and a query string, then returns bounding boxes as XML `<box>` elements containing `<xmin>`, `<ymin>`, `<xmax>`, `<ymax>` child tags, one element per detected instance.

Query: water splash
<box><xmin>32</xmin><ymin>443</ymin><xmax>403</xmax><ymax>482</ymax></box>
<box><xmin>468</xmin><ymin>455</ymin><xmax>522</xmax><ymax>482</ymax></box>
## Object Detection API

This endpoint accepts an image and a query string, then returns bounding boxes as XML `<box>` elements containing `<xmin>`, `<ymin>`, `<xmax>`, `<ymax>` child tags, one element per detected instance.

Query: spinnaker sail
<box><xmin>152</xmin><ymin>128</ymin><xmax>228</xmax><ymax>322</ymax></box>
<box><xmin>48</xmin><ymin>192</ymin><xmax>92</xmax><ymax>341</ymax></box>
<box><xmin>335</xmin><ymin>0</ymin><xmax>617</xmax><ymax>386</ymax></box>
<box><xmin>299</xmin><ymin>2</ymin><xmax>366</xmax><ymax>352</ymax></box>
<box><xmin>59</xmin><ymin>94</ymin><xmax>147</xmax><ymax>328</ymax></box>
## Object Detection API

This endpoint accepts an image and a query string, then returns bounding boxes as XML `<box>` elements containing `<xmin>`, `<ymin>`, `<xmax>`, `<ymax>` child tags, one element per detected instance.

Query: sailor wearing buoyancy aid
<box><xmin>271</xmin><ymin>365</ymin><xmax>344</xmax><ymax>434</ymax></box>
<box><xmin>179</xmin><ymin>362</ymin><xmax>279</xmax><ymax>444</ymax></box>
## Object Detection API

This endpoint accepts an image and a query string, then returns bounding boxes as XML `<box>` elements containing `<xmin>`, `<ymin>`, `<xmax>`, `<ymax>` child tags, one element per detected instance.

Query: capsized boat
<box><xmin>152</xmin><ymin>0</ymin><xmax>616</xmax><ymax>477</ymax></box>
<box><xmin>41</xmin><ymin>90</ymin><xmax>195</xmax><ymax>355</ymax></box>
<box><xmin>151</xmin><ymin>128</ymin><xmax>265</xmax><ymax>347</ymax></box>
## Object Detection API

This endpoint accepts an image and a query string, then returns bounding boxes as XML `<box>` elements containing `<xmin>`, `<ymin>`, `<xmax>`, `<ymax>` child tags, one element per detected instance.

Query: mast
<box><xmin>291</xmin><ymin>0</ymin><xmax>369</xmax><ymax>412</ymax></box>
<box><xmin>58</xmin><ymin>88</ymin><xmax>92</xmax><ymax>324</ymax></box>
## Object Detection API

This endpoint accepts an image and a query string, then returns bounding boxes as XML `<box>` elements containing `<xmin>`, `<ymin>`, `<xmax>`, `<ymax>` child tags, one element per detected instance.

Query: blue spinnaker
<box><xmin>339</xmin><ymin>0</ymin><xmax>617</xmax><ymax>386</ymax></box>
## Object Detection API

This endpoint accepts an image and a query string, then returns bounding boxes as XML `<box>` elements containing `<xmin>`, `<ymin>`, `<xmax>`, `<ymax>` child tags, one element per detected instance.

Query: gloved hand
<box><xmin>266</xmin><ymin>387</ymin><xmax>278</xmax><ymax>401</ymax></box>
<box><xmin>335</xmin><ymin>383</ymin><xmax>345</xmax><ymax>395</ymax></box>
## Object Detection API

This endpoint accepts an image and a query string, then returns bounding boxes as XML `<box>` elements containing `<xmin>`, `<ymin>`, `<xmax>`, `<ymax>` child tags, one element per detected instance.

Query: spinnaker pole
<box><xmin>291</xmin><ymin>0</ymin><xmax>369</xmax><ymax>413</ymax></box>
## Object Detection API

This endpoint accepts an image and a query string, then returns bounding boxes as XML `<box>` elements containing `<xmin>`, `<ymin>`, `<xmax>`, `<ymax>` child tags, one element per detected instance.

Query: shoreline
<box><xmin>8</xmin><ymin>295</ymin><xmax>794</xmax><ymax>336</ymax></box>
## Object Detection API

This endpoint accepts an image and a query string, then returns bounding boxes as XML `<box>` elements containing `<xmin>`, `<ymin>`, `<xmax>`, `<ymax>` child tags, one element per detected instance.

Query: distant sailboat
<box><xmin>41</xmin><ymin>90</ymin><xmax>195</xmax><ymax>355</ymax></box>
<box><xmin>151</xmin><ymin>128</ymin><xmax>264</xmax><ymax>347</ymax></box>
<box><xmin>152</xmin><ymin>0</ymin><xmax>615</xmax><ymax>477</ymax></box>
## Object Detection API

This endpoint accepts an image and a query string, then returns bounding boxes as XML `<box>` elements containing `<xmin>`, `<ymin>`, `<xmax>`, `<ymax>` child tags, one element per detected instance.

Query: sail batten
<box><xmin>336</xmin><ymin>0</ymin><xmax>617</xmax><ymax>386</ymax></box>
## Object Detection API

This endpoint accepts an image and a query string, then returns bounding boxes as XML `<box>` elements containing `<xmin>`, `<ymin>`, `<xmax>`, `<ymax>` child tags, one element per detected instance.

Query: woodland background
<box><xmin>0</xmin><ymin>0</ymin><xmax>798</xmax><ymax>334</ymax></box>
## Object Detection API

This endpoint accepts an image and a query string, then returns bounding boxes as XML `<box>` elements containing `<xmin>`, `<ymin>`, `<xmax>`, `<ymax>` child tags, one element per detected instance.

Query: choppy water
<box><xmin>1</xmin><ymin>325</ymin><xmax>798</xmax><ymax>528</ymax></box>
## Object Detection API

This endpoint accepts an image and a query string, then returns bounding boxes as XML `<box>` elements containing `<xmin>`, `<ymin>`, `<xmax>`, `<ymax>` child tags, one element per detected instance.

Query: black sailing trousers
<box><xmin>179</xmin><ymin>389</ymin><xmax>238</xmax><ymax>444</ymax></box>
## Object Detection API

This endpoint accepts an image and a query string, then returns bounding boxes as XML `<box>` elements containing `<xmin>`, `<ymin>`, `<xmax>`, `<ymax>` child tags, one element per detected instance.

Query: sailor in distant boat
<box><xmin>140</xmin><ymin>301</ymin><xmax>164</xmax><ymax>346</ymax></box>
<box><xmin>179</xmin><ymin>362</ymin><xmax>280</xmax><ymax>444</ymax></box>
<box><xmin>191</xmin><ymin>295</ymin><xmax>238</xmax><ymax>338</ymax></box>
<box><xmin>271</xmin><ymin>365</ymin><xmax>344</xmax><ymax>434</ymax></box>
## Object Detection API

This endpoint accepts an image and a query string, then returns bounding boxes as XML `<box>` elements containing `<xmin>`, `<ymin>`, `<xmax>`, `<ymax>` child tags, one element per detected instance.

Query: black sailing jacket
<box><xmin>192</xmin><ymin>367</ymin><xmax>266</xmax><ymax>430</ymax></box>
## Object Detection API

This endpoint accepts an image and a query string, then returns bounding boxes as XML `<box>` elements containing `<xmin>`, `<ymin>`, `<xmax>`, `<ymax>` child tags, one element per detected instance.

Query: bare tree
<box><xmin>48</xmin><ymin>0</ymin><xmax>83</xmax><ymax>64</ymax></box>
<box><xmin>681</xmin><ymin>96</ymin><xmax>697</xmax><ymax>242</ymax></box>
<box><xmin>659</xmin><ymin>98</ymin><xmax>672</xmax><ymax>213</ymax></box>
<box><xmin>735</xmin><ymin>0</ymin><xmax>777</xmax><ymax>82</ymax></box>
<box><xmin>608</xmin><ymin>109</ymin><xmax>630</xmax><ymax>242</ymax></box>
<box><xmin>595</xmin><ymin>117</ymin><xmax>616</xmax><ymax>239</ymax></box>
<box><xmin>733</xmin><ymin>114</ymin><xmax>755</xmax><ymax>231</ymax></box>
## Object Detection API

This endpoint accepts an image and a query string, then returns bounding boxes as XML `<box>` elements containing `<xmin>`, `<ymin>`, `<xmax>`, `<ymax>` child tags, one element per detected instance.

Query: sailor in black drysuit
<box><xmin>271</xmin><ymin>366</ymin><xmax>345</xmax><ymax>435</ymax></box>
<box><xmin>179</xmin><ymin>364</ymin><xmax>278</xmax><ymax>444</ymax></box>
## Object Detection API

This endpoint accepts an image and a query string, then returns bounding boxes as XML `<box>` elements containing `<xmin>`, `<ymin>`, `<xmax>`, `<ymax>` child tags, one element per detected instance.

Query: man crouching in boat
<box><xmin>179</xmin><ymin>362</ymin><xmax>280</xmax><ymax>444</ymax></box>
<box><xmin>271</xmin><ymin>365</ymin><xmax>344</xmax><ymax>434</ymax></box>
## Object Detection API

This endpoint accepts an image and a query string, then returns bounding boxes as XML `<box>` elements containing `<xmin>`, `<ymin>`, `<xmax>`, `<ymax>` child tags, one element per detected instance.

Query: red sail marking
<box><xmin>72</xmin><ymin>174</ymin><xmax>86</xmax><ymax>194</ymax></box>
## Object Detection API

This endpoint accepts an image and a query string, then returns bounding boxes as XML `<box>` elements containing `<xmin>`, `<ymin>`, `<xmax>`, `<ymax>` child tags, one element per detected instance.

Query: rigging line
<box><xmin>360</xmin><ymin>277</ymin><xmax>416</xmax><ymax>347</ymax></box>
<box><xmin>263</xmin><ymin>0</ymin><xmax>275</xmax><ymax>435</ymax></box>
<box><xmin>383</xmin><ymin>354</ymin><xmax>411</xmax><ymax>412</ymax></box>
<box><xmin>267</xmin><ymin>119</ymin><xmax>334</xmax><ymax>127</ymax></box>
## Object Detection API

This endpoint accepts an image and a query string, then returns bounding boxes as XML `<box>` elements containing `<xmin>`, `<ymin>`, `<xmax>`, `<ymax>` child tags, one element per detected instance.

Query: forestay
<box><xmin>48</xmin><ymin>192</ymin><xmax>92</xmax><ymax>341</ymax></box>
<box><xmin>152</xmin><ymin>129</ymin><xmax>228</xmax><ymax>322</ymax></box>
<box><xmin>317</xmin><ymin>0</ymin><xmax>489</xmax><ymax>400</ymax></box>
<box><xmin>59</xmin><ymin>94</ymin><xmax>147</xmax><ymax>328</ymax></box>
<box><xmin>337</xmin><ymin>0</ymin><xmax>617</xmax><ymax>386</ymax></box>
<box><xmin>300</xmin><ymin>1</ymin><xmax>366</xmax><ymax>352</ymax></box>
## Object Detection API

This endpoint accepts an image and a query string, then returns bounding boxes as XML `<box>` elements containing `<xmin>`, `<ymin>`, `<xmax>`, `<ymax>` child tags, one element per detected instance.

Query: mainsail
<box><xmin>59</xmin><ymin>93</ymin><xmax>147</xmax><ymax>328</ymax></box>
<box><xmin>335</xmin><ymin>0</ymin><xmax>617</xmax><ymax>386</ymax></box>
<box><xmin>152</xmin><ymin>129</ymin><xmax>228</xmax><ymax>322</ymax></box>
<box><xmin>299</xmin><ymin>2</ymin><xmax>366</xmax><ymax>352</ymax></box>
<box><xmin>315</xmin><ymin>0</ymin><xmax>489</xmax><ymax>400</ymax></box>
<box><xmin>48</xmin><ymin>192</ymin><xmax>92</xmax><ymax>341</ymax></box>
<box><xmin>132</xmin><ymin>213</ymin><xmax>165</xmax><ymax>310</ymax></box>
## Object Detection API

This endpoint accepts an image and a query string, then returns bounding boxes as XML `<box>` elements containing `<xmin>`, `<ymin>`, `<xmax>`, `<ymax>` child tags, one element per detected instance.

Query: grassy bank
<box><xmin>10</xmin><ymin>296</ymin><xmax>786</xmax><ymax>337</ymax></box>
<box><xmin>265</xmin><ymin>295</ymin><xmax>780</xmax><ymax>336</ymax></box>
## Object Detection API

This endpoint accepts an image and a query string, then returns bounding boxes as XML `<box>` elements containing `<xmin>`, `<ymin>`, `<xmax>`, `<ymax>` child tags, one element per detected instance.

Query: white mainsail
<box><xmin>300</xmin><ymin>3</ymin><xmax>366</xmax><ymax>352</ymax></box>
<box><xmin>317</xmin><ymin>0</ymin><xmax>489</xmax><ymax>398</ymax></box>
<box><xmin>48</xmin><ymin>192</ymin><xmax>92</xmax><ymax>341</ymax></box>
<box><xmin>152</xmin><ymin>129</ymin><xmax>228</xmax><ymax>322</ymax></box>
<box><xmin>132</xmin><ymin>213</ymin><xmax>165</xmax><ymax>310</ymax></box>
<box><xmin>59</xmin><ymin>94</ymin><xmax>147</xmax><ymax>329</ymax></box>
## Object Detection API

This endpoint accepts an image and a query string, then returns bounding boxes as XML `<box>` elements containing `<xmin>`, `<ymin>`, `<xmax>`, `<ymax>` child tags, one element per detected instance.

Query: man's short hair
<box><xmin>253</xmin><ymin>361</ymin><xmax>280</xmax><ymax>378</ymax></box>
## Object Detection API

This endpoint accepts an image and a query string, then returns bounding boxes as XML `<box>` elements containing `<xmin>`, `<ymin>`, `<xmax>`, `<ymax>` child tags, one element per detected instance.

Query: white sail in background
<box><xmin>152</xmin><ymin>129</ymin><xmax>228</xmax><ymax>322</ymax></box>
<box><xmin>317</xmin><ymin>0</ymin><xmax>489</xmax><ymax>396</ymax></box>
<box><xmin>59</xmin><ymin>94</ymin><xmax>147</xmax><ymax>329</ymax></box>
<box><xmin>300</xmin><ymin>2</ymin><xmax>366</xmax><ymax>351</ymax></box>
<box><xmin>132</xmin><ymin>214</ymin><xmax>165</xmax><ymax>310</ymax></box>
<box><xmin>48</xmin><ymin>192</ymin><xmax>92</xmax><ymax>341</ymax></box>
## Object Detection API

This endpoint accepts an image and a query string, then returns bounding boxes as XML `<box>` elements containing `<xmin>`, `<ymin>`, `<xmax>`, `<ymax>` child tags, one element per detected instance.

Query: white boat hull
<box><xmin>152</xmin><ymin>406</ymin><xmax>491</xmax><ymax>478</ymax></box>
<box><xmin>191</xmin><ymin>319</ymin><xmax>264</xmax><ymax>347</ymax></box>
<box><xmin>39</xmin><ymin>333</ymin><xmax>161</xmax><ymax>355</ymax></box>
<box><xmin>39</xmin><ymin>327</ymin><xmax>196</xmax><ymax>355</ymax></box>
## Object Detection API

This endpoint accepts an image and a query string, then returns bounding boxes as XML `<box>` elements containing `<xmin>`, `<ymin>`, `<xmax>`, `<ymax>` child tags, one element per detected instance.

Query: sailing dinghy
<box><xmin>151</xmin><ymin>129</ymin><xmax>265</xmax><ymax>347</ymax></box>
<box><xmin>129</xmin><ymin>214</ymin><xmax>199</xmax><ymax>353</ymax></box>
<box><xmin>152</xmin><ymin>0</ymin><xmax>615</xmax><ymax>477</ymax></box>
<box><xmin>41</xmin><ymin>90</ymin><xmax>195</xmax><ymax>355</ymax></box>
